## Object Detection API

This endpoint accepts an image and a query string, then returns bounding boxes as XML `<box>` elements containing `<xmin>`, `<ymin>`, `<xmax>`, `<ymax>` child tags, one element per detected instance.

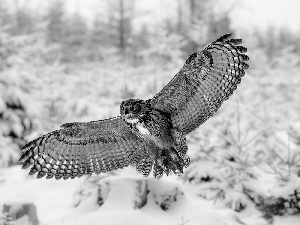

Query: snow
<box><xmin>0</xmin><ymin>167</ymin><xmax>242</xmax><ymax>225</ymax></box>
<box><xmin>1</xmin><ymin>166</ymin><xmax>300</xmax><ymax>225</ymax></box>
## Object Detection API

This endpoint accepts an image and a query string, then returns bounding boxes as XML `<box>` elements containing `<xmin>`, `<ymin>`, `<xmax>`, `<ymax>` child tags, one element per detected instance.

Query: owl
<box><xmin>19</xmin><ymin>33</ymin><xmax>249</xmax><ymax>180</ymax></box>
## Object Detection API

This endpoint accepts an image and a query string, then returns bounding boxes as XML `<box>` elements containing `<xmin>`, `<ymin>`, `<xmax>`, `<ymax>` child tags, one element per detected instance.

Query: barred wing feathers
<box><xmin>19</xmin><ymin>117</ymin><xmax>144</xmax><ymax>179</ymax></box>
<box><xmin>151</xmin><ymin>33</ymin><xmax>249</xmax><ymax>135</ymax></box>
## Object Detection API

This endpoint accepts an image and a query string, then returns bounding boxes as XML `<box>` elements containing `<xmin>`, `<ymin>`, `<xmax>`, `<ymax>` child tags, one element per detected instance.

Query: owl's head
<box><xmin>120</xmin><ymin>99</ymin><xmax>151</xmax><ymax>123</ymax></box>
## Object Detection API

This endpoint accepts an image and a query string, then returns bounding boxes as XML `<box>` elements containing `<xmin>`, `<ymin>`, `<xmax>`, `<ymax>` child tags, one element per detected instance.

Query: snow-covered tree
<box><xmin>0</xmin><ymin>29</ymin><xmax>33</xmax><ymax>167</ymax></box>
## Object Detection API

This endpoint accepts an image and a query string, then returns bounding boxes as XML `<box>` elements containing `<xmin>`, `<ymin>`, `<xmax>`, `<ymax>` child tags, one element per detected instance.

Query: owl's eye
<box><xmin>133</xmin><ymin>103</ymin><xmax>141</xmax><ymax>113</ymax></box>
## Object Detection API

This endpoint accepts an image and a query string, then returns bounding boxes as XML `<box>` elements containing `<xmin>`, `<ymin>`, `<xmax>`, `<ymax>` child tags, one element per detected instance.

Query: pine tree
<box><xmin>46</xmin><ymin>0</ymin><xmax>66</xmax><ymax>43</ymax></box>
<box><xmin>63</xmin><ymin>12</ymin><xmax>88</xmax><ymax>62</ymax></box>
<box><xmin>0</xmin><ymin>29</ymin><xmax>33</xmax><ymax>167</ymax></box>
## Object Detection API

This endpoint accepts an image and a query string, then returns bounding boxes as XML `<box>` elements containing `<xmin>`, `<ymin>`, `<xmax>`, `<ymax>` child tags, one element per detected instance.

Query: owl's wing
<box><xmin>19</xmin><ymin>116</ymin><xmax>146</xmax><ymax>179</ymax></box>
<box><xmin>150</xmin><ymin>33</ymin><xmax>249</xmax><ymax>135</ymax></box>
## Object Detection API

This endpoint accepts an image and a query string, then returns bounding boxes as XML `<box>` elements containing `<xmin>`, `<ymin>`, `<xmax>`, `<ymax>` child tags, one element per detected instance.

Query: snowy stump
<box><xmin>73</xmin><ymin>175</ymin><xmax>185</xmax><ymax>211</ymax></box>
<box><xmin>2</xmin><ymin>202</ymin><xmax>39</xmax><ymax>225</ymax></box>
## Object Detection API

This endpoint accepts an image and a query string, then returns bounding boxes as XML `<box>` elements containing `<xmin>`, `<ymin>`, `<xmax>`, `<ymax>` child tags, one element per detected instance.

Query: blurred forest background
<box><xmin>0</xmin><ymin>0</ymin><xmax>300</xmax><ymax>224</ymax></box>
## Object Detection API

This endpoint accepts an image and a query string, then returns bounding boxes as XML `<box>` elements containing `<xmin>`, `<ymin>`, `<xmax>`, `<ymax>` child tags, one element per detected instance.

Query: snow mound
<box><xmin>0</xmin><ymin>167</ymin><xmax>245</xmax><ymax>225</ymax></box>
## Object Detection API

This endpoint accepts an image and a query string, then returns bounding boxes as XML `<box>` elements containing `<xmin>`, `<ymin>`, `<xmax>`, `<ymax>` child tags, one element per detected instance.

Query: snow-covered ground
<box><xmin>1</xmin><ymin>166</ymin><xmax>300</xmax><ymax>225</ymax></box>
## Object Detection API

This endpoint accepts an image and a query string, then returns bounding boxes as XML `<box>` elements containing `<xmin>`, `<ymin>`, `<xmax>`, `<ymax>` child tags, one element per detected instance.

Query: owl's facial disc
<box><xmin>120</xmin><ymin>99</ymin><xmax>144</xmax><ymax>123</ymax></box>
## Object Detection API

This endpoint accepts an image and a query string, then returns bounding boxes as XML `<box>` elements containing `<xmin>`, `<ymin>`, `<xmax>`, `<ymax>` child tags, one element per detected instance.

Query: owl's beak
<box><xmin>123</xmin><ymin>113</ymin><xmax>133</xmax><ymax>120</ymax></box>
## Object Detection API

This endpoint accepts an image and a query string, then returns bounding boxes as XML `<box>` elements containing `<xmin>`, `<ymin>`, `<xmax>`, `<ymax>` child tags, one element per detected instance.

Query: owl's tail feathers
<box><xmin>153</xmin><ymin>162</ymin><xmax>164</xmax><ymax>179</ymax></box>
<box><xmin>135</xmin><ymin>157</ymin><xmax>165</xmax><ymax>179</ymax></box>
<box><xmin>136</xmin><ymin>158</ymin><xmax>153</xmax><ymax>177</ymax></box>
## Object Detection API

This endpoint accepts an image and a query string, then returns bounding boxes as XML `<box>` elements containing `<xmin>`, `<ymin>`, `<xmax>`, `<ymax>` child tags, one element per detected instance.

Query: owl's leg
<box><xmin>171</xmin><ymin>129</ymin><xmax>188</xmax><ymax>155</ymax></box>
<box><xmin>171</xmin><ymin>129</ymin><xmax>190</xmax><ymax>168</ymax></box>
<box><xmin>152</xmin><ymin>147</ymin><xmax>167</xmax><ymax>179</ymax></box>
<box><xmin>161</xmin><ymin>146</ymin><xmax>190</xmax><ymax>176</ymax></box>
<box><xmin>169</xmin><ymin>148</ymin><xmax>185</xmax><ymax>174</ymax></box>
<box><xmin>157</xmin><ymin>148</ymin><xmax>181</xmax><ymax>176</ymax></box>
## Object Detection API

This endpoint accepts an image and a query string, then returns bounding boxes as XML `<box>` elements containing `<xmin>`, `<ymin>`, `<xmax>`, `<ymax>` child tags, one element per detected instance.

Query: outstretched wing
<box><xmin>151</xmin><ymin>33</ymin><xmax>249</xmax><ymax>135</ymax></box>
<box><xmin>19</xmin><ymin>117</ymin><xmax>145</xmax><ymax>179</ymax></box>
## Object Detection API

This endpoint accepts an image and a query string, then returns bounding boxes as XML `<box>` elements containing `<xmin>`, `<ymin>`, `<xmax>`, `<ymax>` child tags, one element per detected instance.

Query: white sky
<box><xmin>3</xmin><ymin>0</ymin><xmax>300</xmax><ymax>33</ymax></box>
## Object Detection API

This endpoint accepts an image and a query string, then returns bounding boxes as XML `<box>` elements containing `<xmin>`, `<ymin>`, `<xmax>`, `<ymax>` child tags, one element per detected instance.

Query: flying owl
<box><xmin>19</xmin><ymin>33</ymin><xmax>249</xmax><ymax>180</ymax></box>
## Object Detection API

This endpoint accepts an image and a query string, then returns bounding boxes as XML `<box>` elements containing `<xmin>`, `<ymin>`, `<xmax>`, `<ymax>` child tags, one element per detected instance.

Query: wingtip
<box><xmin>22</xmin><ymin>161</ymin><xmax>31</xmax><ymax>169</ymax></box>
<box><xmin>19</xmin><ymin>149</ymin><xmax>33</xmax><ymax>162</ymax></box>
<box><xmin>22</xmin><ymin>141</ymin><xmax>35</xmax><ymax>151</ymax></box>
<box><xmin>19</xmin><ymin>154</ymin><xmax>26</xmax><ymax>162</ymax></box>
<box><xmin>215</xmin><ymin>33</ymin><xmax>232</xmax><ymax>43</ymax></box>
